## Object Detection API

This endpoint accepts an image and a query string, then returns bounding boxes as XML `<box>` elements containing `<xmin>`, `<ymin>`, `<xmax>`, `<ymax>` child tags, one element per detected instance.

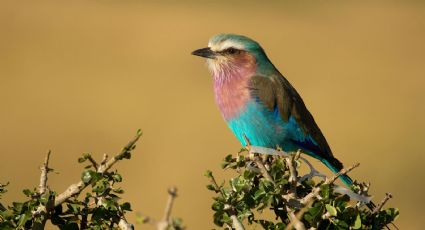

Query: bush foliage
<box><xmin>205</xmin><ymin>148</ymin><xmax>399</xmax><ymax>229</ymax></box>
<box><xmin>0</xmin><ymin>153</ymin><xmax>134</xmax><ymax>230</ymax></box>
<box><xmin>0</xmin><ymin>132</ymin><xmax>398</xmax><ymax>229</ymax></box>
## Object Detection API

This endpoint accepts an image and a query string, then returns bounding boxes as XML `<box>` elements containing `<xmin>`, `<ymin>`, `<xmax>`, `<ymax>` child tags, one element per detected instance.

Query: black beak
<box><xmin>191</xmin><ymin>47</ymin><xmax>216</xmax><ymax>59</ymax></box>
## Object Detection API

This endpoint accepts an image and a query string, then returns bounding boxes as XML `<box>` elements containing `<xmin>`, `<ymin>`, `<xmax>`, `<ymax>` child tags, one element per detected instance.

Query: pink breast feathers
<box><xmin>211</xmin><ymin>53</ymin><xmax>257</xmax><ymax>120</ymax></box>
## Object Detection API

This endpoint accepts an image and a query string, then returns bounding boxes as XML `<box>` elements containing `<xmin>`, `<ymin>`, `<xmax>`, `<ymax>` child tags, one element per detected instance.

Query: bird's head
<box><xmin>192</xmin><ymin>34</ymin><xmax>268</xmax><ymax>76</ymax></box>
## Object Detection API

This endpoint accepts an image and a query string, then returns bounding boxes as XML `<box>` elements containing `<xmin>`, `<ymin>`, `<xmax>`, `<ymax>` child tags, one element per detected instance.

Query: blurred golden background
<box><xmin>1</xmin><ymin>0</ymin><xmax>424</xmax><ymax>229</ymax></box>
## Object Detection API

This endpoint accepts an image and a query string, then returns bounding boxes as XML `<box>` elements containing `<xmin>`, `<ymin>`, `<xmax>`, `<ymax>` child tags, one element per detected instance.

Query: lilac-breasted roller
<box><xmin>192</xmin><ymin>34</ymin><xmax>353</xmax><ymax>186</ymax></box>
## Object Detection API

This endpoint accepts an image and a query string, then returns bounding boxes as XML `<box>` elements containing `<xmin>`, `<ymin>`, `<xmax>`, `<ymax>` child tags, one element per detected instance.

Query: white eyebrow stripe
<box><xmin>209</xmin><ymin>40</ymin><xmax>245</xmax><ymax>52</ymax></box>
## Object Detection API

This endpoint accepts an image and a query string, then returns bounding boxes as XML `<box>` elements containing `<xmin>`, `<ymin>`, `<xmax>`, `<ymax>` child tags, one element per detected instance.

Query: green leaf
<box><xmin>121</xmin><ymin>202</ymin><xmax>132</xmax><ymax>211</ymax></box>
<box><xmin>230</xmin><ymin>177</ymin><xmax>245</xmax><ymax>192</ymax></box>
<box><xmin>81</xmin><ymin>170</ymin><xmax>93</xmax><ymax>183</ymax></box>
<box><xmin>17</xmin><ymin>212</ymin><xmax>31</xmax><ymax>228</ymax></box>
<box><xmin>385</xmin><ymin>208</ymin><xmax>399</xmax><ymax>220</ymax></box>
<box><xmin>93</xmin><ymin>179</ymin><xmax>109</xmax><ymax>194</ymax></box>
<box><xmin>325</xmin><ymin>204</ymin><xmax>337</xmax><ymax>216</ymax></box>
<box><xmin>22</xmin><ymin>189</ymin><xmax>33</xmax><ymax>197</ymax></box>
<box><xmin>67</xmin><ymin>203</ymin><xmax>80</xmax><ymax>214</ymax></box>
<box><xmin>206</xmin><ymin>184</ymin><xmax>217</xmax><ymax>191</ymax></box>
<box><xmin>102</xmin><ymin>198</ymin><xmax>117</xmax><ymax>210</ymax></box>
<box><xmin>204</xmin><ymin>170</ymin><xmax>213</xmax><ymax>178</ymax></box>
<box><xmin>78</xmin><ymin>153</ymin><xmax>91</xmax><ymax>163</ymax></box>
<box><xmin>112</xmin><ymin>173</ymin><xmax>122</xmax><ymax>182</ymax></box>
<box><xmin>253</xmin><ymin>189</ymin><xmax>266</xmax><ymax>200</ymax></box>
<box><xmin>320</xmin><ymin>184</ymin><xmax>330</xmax><ymax>199</ymax></box>
<box><xmin>353</xmin><ymin>214</ymin><xmax>362</xmax><ymax>229</ymax></box>
<box><xmin>12</xmin><ymin>202</ymin><xmax>24</xmax><ymax>213</ymax></box>
<box><xmin>335</xmin><ymin>219</ymin><xmax>349</xmax><ymax>228</ymax></box>
<box><xmin>112</xmin><ymin>188</ymin><xmax>124</xmax><ymax>194</ymax></box>
<box><xmin>39</xmin><ymin>191</ymin><xmax>50</xmax><ymax>205</ymax></box>
<box><xmin>211</xmin><ymin>201</ymin><xmax>224</xmax><ymax>211</ymax></box>
<box><xmin>224</xmin><ymin>154</ymin><xmax>233</xmax><ymax>162</ymax></box>
<box><xmin>308</xmin><ymin>203</ymin><xmax>324</xmax><ymax>219</ymax></box>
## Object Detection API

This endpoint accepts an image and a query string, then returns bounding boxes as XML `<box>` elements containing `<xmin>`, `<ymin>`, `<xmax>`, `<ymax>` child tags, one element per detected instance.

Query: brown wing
<box><xmin>249</xmin><ymin>73</ymin><xmax>334</xmax><ymax>159</ymax></box>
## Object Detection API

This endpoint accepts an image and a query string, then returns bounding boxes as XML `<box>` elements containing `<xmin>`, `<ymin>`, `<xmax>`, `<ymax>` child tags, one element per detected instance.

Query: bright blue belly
<box><xmin>226</xmin><ymin>101</ymin><xmax>311</xmax><ymax>153</ymax></box>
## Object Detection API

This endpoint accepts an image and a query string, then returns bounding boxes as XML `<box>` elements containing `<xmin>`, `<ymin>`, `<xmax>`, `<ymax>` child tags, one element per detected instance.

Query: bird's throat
<box><xmin>211</xmin><ymin>56</ymin><xmax>256</xmax><ymax>120</ymax></box>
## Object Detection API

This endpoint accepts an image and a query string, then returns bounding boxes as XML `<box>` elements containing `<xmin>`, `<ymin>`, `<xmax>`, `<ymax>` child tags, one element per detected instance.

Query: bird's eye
<box><xmin>225</xmin><ymin>47</ymin><xmax>239</xmax><ymax>55</ymax></box>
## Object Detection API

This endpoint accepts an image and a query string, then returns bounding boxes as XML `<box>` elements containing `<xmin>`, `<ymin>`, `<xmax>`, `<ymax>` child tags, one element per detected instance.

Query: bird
<box><xmin>190</xmin><ymin>34</ymin><xmax>403</xmax><ymax>230</ymax></box>
<box><xmin>191</xmin><ymin>33</ymin><xmax>353</xmax><ymax>186</ymax></box>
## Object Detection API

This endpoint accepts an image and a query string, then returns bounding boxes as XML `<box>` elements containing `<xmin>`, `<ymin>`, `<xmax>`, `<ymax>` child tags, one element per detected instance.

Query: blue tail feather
<box><xmin>323</xmin><ymin>159</ymin><xmax>353</xmax><ymax>186</ymax></box>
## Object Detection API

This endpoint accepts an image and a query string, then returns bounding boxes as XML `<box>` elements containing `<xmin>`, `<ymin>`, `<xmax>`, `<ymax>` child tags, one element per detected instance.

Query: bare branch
<box><xmin>56</xmin><ymin>131</ymin><xmax>142</xmax><ymax>207</ymax></box>
<box><xmin>98</xmin><ymin>131</ymin><xmax>142</xmax><ymax>173</ymax></box>
<box><xmin>285</xmin><ymin>150</ymin><xmax>300</xmax><ymax>198</ymax></box>
<box><xmin>32</xmin><ymin>151</ymin><xmax>53</xmax><ymax>230</ymax></box>
<box><xmin>208</xmin><ymin>172</ymin><xmax>245</xmax><ymax>230</ymax></box>
<box><xmin>253</xmin><ymin>156</ymin><xmax>275</xmax><ymax>186</ymax></box>
<box><xmin>300</xmin><ymin>163</ymin><xmax>360</xmax><ymax>205</ymax></box>
<box><xmin>223</xmin><ymin>204</ymin><xmax>245</xmax><ymax>230</ymax></box>
<box><xmin>100</xmin><ymin>153</ymin><xmax>108</xmax><ymax>166</ymax></box>
<box><xmin>54</xmin><ymin>181</ymin><xmax>86</xmax><ymax>207</ymax></box>
<box><xmin>38</xmin><ymin>150</ymin><xmax>51</xmax><ymax>195</ymax></box>
<box><xmin>327</xmin><ymin>162</ymin><xmax>360</xmax><ymax>185</ymax></box>
<box><xmin>140</xmin><ymin>187</ymin><xmax>180</xmax><ymax>230</ymax></box>
<box><xmin>162</xmin><ymin>187</ymin><xmax>177</xmax><ymax>223</ymax></box>
<box><xmin>284</xmin><ymin>151</ymin><xmax>306</xmax><ymax>230</ymax></box>
<box><xmin>230</xmin><ymin>214</ymin><xmax>245</xmax><ymax>230</ymax></box>
<box><xmin>372</xmin><ymin>193</ymin><xmax>393</xmax><ymax>214</ymax></box>
<box><xmin>285</xmin><ymin>208</ymin><xmax>306</xmax><ymax>230</ymax></box>
<box><xmin>86</xmin><ymin>155</ymin><xmax>98</xmax><ymax>171</ymax></box>
<box><xmin>284</xmin><ymin>163</ymin><xmax>360</xmax><ymax>230</ymax></box>
<box><xmin>119</xmin><ymin>217</ymin><xmax>134</xmax><ymax>230</ymax></box>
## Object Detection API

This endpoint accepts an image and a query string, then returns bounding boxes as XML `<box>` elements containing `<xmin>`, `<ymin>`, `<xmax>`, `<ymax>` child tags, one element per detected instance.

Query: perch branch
<box><xmin>286</xmin><ymin>163</ymin><xmax>359</xmax><ymax>230</ymax></box>
<box><xmin>284</xmin><ymin>151</ymin><xmax>305</xmax><ymax>230</ymax></box>
<box><xmin>285</xmin><ymin>150</ymin><xmax>300</xmax><ymax>198</ymax></box>
<box><xmin>253</xmin><ymin>156</ymin><xmax>275</xmax><ymax>185</ymax></box>
<box><xmin>300</xmin><ymin>163</ymin><xmax>360</xmax><ymax>205</ymax></box>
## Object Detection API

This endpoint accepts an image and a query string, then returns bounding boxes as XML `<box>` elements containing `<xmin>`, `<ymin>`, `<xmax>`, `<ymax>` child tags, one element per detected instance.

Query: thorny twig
<box><xmin>55</xmin><ymin>131</ymin><xmax>141</xmax><ymax>207</ymax></box>
<box><xmin>283</xmin><ymin>163</ymin><xmax>361</xmax><ymax>230</ymax></box>
<box><xmin>32</xmin><ymin>131</ymin><xmax>142</xmax><ymax>229</ymax></box>
<box><xmin>38</xmin><ymin>150</ymin><xmax>51</xmax><ymax>195</ymax></box>
<box><xmin>206</xmin><ymin>172</ymin><xmax>245</xmax><ymax>230</ymax></box>
<box><xmin>33</xmin><ymin>151</ymin><xmax>53</xmax><ymax>230</ymax></box>
<box><xmin>373</xmin><ymin>193</ymin><xmax>393</xmax><ymax>214</ymax></box>
<box><xmin>86</xmin><ymin>154</ymin><xmax>98</xmax><ymax>171</ymax></box>
<box><xmin>141</xmin><ymin>187</ymin><xmax>183</xmax><ymax>230</ymax></box>
<box><xmin>157</xmin><ymin>187</ymin><xmax>178</xmax><ymax>230</ymax></box>
<box><xmin>285</xmin><ymin>150</ymin><xmax>300</xmax><ymax>199</ymax></box>
<box><xmin>300</xmin><ymin>163</ymin><xmax>360</xmax><ymax>205</ymax></box>
<box><xmin>247</xmin><ymin>143</ymin><xmax>306</xmax><ymax>230</ymax></box>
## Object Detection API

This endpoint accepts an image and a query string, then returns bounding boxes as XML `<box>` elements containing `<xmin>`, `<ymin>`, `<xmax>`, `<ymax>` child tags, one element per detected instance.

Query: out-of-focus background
<box><xmin>1</xmin><ymin>0</ymin><xmax>424</xmax><ymax>229</ymax></box>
